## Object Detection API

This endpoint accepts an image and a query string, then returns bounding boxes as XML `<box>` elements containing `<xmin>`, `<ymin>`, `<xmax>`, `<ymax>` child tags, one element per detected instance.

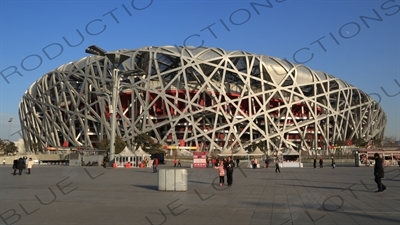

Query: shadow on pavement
<box><xmin>131</xmin><ymin>184</ymin><xmax>158</xmax><ymax>191</ymax></box>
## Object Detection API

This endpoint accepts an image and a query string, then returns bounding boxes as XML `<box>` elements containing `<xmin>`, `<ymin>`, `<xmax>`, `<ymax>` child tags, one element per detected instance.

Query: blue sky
<box><xmin>0</xmin><ymin>0</ymin><xmax>399</xmax><ymax>142</ymax></box>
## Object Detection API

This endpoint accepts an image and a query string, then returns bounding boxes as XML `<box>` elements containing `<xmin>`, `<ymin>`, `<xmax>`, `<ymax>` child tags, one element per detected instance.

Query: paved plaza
<box><xmin>0</xmin><ymin>162</ymin><xmax>399</xmax><ymax>225</ymax></box>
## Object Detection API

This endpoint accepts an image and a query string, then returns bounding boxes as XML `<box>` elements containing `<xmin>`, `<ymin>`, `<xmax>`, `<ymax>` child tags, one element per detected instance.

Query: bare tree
<box><xmin>98</xmin><ymin>136</ymin><xmax>126</xmax><ymax>155</ymax></box>
<box><xmin>382</xmin><ymin>136</ymin><xmax>397</xmax><ymax>147</ymax></box>
<box><xmin>0</xmin><ymin>139</ymin><xmax>18</xmax><ymax>155</ymax></box>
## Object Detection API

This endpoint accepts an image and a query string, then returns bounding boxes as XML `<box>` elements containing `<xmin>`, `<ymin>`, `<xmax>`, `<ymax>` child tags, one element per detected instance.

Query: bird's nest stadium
<box><xmin>19</xmin><ymin>46</ymin><xmax>386</xmax><ymax>154</ymax></box>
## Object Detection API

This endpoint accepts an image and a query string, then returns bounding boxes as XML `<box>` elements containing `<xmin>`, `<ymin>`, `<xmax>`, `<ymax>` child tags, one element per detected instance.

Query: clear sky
<box><xmin>0</xmin><ymin>0</ymin><xmax>399</xmax><ymax>142</ymax></box>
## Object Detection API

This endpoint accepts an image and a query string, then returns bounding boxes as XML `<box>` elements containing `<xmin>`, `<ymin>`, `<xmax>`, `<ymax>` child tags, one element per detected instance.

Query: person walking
<box><xmin>214</xmin><ymin>161</ymin><xmax>225</xmax><ymax>186</ymax></box>
<box><xmin>27</xmin><ymin>158</ymin><xmax>34</xmax><ymax>174</ymax></box>
<box><xmin>17</xmin><ymin>157</ymin><xmax>25</xmax><ymax>175</ymax></box>
<box><xmin>331</xmin><ymin>157</ymin><xmax>336</xmax><ymax>169</ymax></box>
<box><xmin>265</xmin><ymin>157</ymin><xmax>269</xmax><ymax>169</ymax></box>
<box><xmin>177</xmin><ymin>159</ymin><xmax>181</xmax><ymax>167</ymax></box>
<box><xmin>152</xmin><ymin>158</ymin><xmax>158</xmax><ymax>173</ymax></box>
<box><xmin>313</xmin><ymin>158</ymin><xmax>317</xmax><ymax>169</ymax></box>
<box><xmin>275</xmin><ymin>157</ymin><xmax>281</xmax><ymax>173</ymax></box>
<box><xmin>102</xmin><ymin>159</ymin><xmax>107</xmax><ymax>168</ymax></box>
<box><xmin>236</xmin><ymin>158</ymin><xmax>240</xmax><ymax>167</ymax></box>
<box><xmin>224</xmin><ymin>156</ymin><xmax>235</xmax><ymax>186</ymax></box>
<box><xmin>319</xmin><ymin>158</ymin><xmax>323</xmax><ymax>168</ymax></box>
<box><xmin>12</xmin><ymin>159</ymin><xmax>18</xmax><ymax>175</ymax></box>
<box><xmin>373</xmin><ymin>153</ymin><xmax>386</xmax><ymax>193</ymax></box>
<box><xmin>173</xmin><ymin>158</ymin><xmax>177</xmax><ymax>167</ymax></box>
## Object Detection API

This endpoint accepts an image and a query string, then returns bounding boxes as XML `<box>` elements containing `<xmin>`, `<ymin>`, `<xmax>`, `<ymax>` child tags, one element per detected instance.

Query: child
<box><xmin>214</xmin><ymin>161</ymin><xmax>225</xmax><ymax>186</ymax></box>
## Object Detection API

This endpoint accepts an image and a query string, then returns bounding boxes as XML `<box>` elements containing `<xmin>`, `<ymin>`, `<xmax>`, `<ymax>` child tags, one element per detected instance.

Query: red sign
<box><xmin>62</xmin><ymin>141</ymin><xmax>68</xmax><ymax>147</ymax></box>
<box><xmin>193</xmin><ymin>152</ymin><xmax>207</xmax><ymax>168</ymax></box>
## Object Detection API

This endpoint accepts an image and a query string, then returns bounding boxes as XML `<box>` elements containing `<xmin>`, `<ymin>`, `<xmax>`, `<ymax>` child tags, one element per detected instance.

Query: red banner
<box><xmin>193</xmin><ymin>152</ymin><xmax>207</xmax><ymax>168</ymax></box>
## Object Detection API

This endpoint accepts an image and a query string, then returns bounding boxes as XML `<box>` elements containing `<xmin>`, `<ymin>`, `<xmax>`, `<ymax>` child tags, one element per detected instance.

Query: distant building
<box><xmin>19</xmin><ymin>46</ymin><xmax>386</xmax><ymax>154</ymax></box>
<box><xmin>14</xmin><ymin>139</ymin><xmax>26</xmax><ymax>154</ymax></box>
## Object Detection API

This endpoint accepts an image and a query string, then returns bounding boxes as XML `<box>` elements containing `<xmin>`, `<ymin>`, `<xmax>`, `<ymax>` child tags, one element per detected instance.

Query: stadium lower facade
<box><xmin>19</xmin><ymin>46</ymin><xmax>386</xmax><ymax>153</ymax></box>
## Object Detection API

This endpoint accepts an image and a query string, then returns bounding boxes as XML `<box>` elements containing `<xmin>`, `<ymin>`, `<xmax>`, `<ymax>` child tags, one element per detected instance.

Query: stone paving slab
<box><xmin>0</xmin><ymin>163</ymin><xmax>399</xmax><ymax>225</ymax></box>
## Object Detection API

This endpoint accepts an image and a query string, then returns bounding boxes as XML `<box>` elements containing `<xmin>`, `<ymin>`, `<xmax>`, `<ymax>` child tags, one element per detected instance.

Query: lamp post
<box><xmin>89</xmin><ymin>91</ymin><xmax>111</xmax><ymax>151</ymax></box>
<box><xmin>86</xmin><ymin>45</ymin><xmax>144</xmax><ymax>163</ymax></box>
<box><xmin>8</xmin><ymin>118</ymin><xmax>13</xmax><ymax>140</ymax></box>
<box><xmin>298</xmin><ymin>143</ymin><xmax>302</xmax><ymax>168</ymax></box>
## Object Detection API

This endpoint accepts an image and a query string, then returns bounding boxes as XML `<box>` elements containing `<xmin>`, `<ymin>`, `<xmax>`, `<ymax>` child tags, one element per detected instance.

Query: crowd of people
<box><xmin>207</xmin><ymin>153</ymin><xmax>386</xmax><ymax>193</ymax></box>
<box><xmin>312</xmin><ymin>157</ymin><xmax>336</xmax><ymax>169</ymax></box>
<box><xmin>12</xmin><ymin>157</ymin><xmax>34</xmax><ymax>175</ymax></box>
<box><xmin>5</xmin><ymin>152</ymin><xmax>388</xmax><ymax>193</ymax></box>
<box><xmin>206</xmin><ymin>156</ymin><xmax>284</xmax><ymax>186</ymax></box>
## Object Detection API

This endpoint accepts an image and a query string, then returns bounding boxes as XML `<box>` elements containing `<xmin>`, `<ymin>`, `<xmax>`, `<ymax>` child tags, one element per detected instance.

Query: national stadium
<box><xmin>19</xmin><ymin>46</ymin><xmax>386</xmax><ymax>154</ymax></box>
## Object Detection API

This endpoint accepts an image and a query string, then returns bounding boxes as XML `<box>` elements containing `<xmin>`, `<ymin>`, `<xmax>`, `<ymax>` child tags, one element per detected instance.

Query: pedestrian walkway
<box><xmin>0</xmin><ymin>163</ymin><xmax>399</xmax><ymax>225</ymax></box>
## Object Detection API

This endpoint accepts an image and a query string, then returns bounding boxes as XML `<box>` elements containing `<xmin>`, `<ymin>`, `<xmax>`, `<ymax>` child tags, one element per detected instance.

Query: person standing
<box><xmin>17</xmin><ymin>157</ymin><xmax>25</xmax><ymax>175</ymax></box>
<box><xmin>331</xmin><ymin>157</ymin><xmax>336</xmax><ymax>169</ymax></box>
<box><xmin>275</xmin><ymin>157</ymin><xmax>281</xmax><ymax>173</ymax></box>
<box><xmin>173</xmin><ymin>158</ymin><xmax>177</xmax><ymax>167</ymax></box>
<box><xmin>374</xmin><ymin>153</ymin><xmax>386</xmax><ymax>193</ymax></box>
<box><xmin>319</xmin><ymin>158</ymin><xmax>323</xmax><ymax>168</ymax></box>
<box><xmin>27</xmin><ymin>158</ymin><xmax>34</xmax><ymax>174</ymax></box>
<box><xmin>265</xmin><ymin>157</ymin><xmax>269</xmax><ymax>169</ymax></box>
<box><xmin>313</xmin><ymin>158</ymin><xmax>317</xmax><ymax>169</ymax></box>
<box><xmin>214</xmin><ymin>161</ymin><xmax>225</xmax><ymax>186</ymax></box>
<box><xmin>156</xmin><ymin>158</ymin><xmax>159</xmax><ymax>169</ymax></box>
<box><xmin>177</xmin><ymin>159</ymin><xmax>181</xmax><ymax>167</ymax></box>
<box><xmin>236</xmin><ymin>158</ymin><xmax>240</xmax><ymax>167</ymax></box>
<box><xmin>253</xmin><ymin>158</ymin><xmax>258</xmax><ymax>169</ymax></box>
<box><xmin>224</xmin><ymin>156</ymin><xmax>235</xmax><ymax>186</ymax></box>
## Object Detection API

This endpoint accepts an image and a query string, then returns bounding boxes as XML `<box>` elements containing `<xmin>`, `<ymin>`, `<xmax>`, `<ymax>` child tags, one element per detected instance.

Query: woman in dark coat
<box><xmin>374</xmin><ymin>153</ymin><xmax>386</xmax><ymax>193</ymax></box>
<box><xmin>17</xmin><ymin>158</ymin><xmax>25</xmax><ymax>175</ymax></box>
<box><xmin>12</xmin><ymin>159</ymin><xmax>18</xmax><ymax>175</ymax></box>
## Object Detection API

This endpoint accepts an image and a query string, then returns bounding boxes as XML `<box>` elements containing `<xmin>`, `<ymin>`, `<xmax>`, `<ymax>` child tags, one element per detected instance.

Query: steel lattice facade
<box><xmin>19</xmin><ymin>46</ymin><xmax>386</xmax><ymax>153</ymax></box>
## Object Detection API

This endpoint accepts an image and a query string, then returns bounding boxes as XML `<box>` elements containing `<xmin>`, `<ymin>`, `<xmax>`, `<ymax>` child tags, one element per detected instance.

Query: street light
<box><xmin>86</xmin><ymin>45</ymin><xmax>144</xmax><ymax>163</ymax></box>
<box><xmin>8</xmin><ymin>118</ymin><xmax>13</xmax><ymax>140</ymax></box>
